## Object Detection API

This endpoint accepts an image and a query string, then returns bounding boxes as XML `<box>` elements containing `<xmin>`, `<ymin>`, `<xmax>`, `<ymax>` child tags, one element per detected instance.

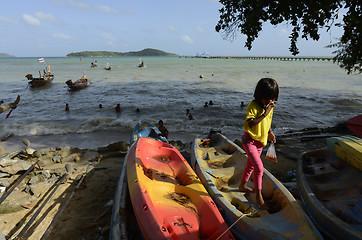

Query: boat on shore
<box><xmin>191</xmin><ymin>132</ymin><xmax>323</xmax><ymax>240</ymax></box>
<box><xmin>297</xmin><ymin>149</ymin><xmax>362</xmax><ymax>240</ymax></box>
<box><xmin>327</xmin><ymin>135</ymin><xmax>362</xmax><ymax>171</ymax></box>
<box><xmin>127</xmin><ymin>137</ymin><xmax>235</xmax><ymax>240</ymax></box>
<box><xmin>110</xmin><ymin>148</ymin><xmax>134</xmax><ymax>240</ymax></box>
<box><xmin>26</xmin><ymin>66</ymin><xmax>54</xmax><ymax>87</ymax></box>
<box><xmin>65</xmin><ymin>75</ymin><xmax>90</xmax><ymax>91</ymax></box>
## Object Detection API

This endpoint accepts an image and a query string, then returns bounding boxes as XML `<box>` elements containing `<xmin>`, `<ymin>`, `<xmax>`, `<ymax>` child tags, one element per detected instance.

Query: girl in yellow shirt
<box><xmin>239</xmin><ymin>78</ymin><xmax>279</xmax><ymax>209</ymax></box>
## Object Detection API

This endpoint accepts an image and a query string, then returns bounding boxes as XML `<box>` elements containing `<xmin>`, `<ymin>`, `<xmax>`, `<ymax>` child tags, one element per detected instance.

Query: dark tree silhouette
<box><xmin>216</xmin><ymin>0</ymin><xmax>361</xmax><ymax>74</ymax></box>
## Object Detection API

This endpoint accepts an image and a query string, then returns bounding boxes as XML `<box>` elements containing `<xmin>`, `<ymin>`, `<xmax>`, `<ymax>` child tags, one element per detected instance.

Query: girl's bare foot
<box><xmin>238</xmin><ymin>184</ymin><xmax>253</xmax><ymax>193</ymax></box>
<box><xmin>256</xmin><ymin>190</ymin><xmax>268</xmax><ymax>210</ymax></box>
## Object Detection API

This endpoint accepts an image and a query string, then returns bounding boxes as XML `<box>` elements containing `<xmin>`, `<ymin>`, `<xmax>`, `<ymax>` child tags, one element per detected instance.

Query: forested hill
<box><xmin>66</xmin><ymin>48</ymin><xmax>177</xmax><ymax>57</ymax></box>
<box><xmin>0</xmin><ymin>53</ymin><xmax>15</xmax><ymax>57</ymax></box>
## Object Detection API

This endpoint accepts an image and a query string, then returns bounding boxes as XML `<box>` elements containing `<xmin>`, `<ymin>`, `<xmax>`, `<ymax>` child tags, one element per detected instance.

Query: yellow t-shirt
<box><xmin>243</xmin><ymin>100</ymin><xmax>273</xmax><ymax>146</ymax></box>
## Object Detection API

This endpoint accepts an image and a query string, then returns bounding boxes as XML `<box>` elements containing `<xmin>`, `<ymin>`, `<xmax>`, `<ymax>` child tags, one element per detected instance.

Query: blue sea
<box><xmin>0</xmin><ymin>56</ymin><xmax>361</xmax><ymax>142</ymax></box>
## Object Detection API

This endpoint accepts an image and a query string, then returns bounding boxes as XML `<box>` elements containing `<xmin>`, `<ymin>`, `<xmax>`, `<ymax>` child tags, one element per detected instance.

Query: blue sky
<box><xmin>0</xmin><ymin>0</ymin><xmax>345</xmax><ymax>57</ymax></box>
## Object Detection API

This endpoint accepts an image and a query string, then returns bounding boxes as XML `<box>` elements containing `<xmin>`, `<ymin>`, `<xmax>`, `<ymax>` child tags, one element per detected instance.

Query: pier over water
<box><xmin>195</xmin><ymin>56</ymin><xmax>333</xmax><ymax>61</ymax></box>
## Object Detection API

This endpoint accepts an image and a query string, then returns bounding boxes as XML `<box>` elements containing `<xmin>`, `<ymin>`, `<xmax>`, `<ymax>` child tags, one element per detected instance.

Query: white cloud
<box><xmin>95</xmin><ymin>5</ymin><xmax>118</xmax><ymax>14</ymax></box>
<box><xmin>58</xmin><ymin>0</ymin><xmax>118</xmax><ymax>14</ymax></box>
<box><xmin>168</xmin><ymin>25</ymin><xmax>178</xmax><ymax>33</ymax></box>
<box><xmin>0</xmin><ymin>16</ymin><xmax>18</xmax><ymax>25</ymax></box>
<box><xmin>35</xmin><ymin>12</ymin><xmax>57</xmax><ymax>22</ymax></box>
<box><xmin>181</xmin><ymin>35</ymin><xmax>194</xmax><ymax>44</ymax></box>
<box><xmin>52</xmin><ymin>33</ymin><xmax>72</xmax><ymax>40</ymax></box>
<box><xmin>197</xmin><ymin>27</ymin><xmax>208</xmax><ymax>34</ymax></box>
<box><xmin>22</xmin><ymin>14</ymin><xmax>41</xmax><ymax>27</ymax></box>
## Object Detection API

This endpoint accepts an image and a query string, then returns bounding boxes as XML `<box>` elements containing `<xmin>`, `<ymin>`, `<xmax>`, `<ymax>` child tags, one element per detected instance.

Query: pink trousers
<box><xmin>241</xmin><ymin>132</ymin><xmax>264</xmax><ymax>190</ymax></box>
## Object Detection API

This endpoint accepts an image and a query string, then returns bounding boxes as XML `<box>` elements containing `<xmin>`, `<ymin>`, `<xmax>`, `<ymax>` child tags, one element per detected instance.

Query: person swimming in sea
<box><xmin>158</xmin><ymin>120</ymin><xmax>169</xmax><ymax>139</ymax></box>
<box><xmin>115</xmin><ymin>104</ymin><xmax>121</xmax><ymax>112</ymax></box>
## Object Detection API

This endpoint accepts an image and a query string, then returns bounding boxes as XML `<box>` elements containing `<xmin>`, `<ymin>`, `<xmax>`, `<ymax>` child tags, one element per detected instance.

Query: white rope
<box><xmin>216</xmin><ymin>206</ymin><xmax>255</xmax><ymax>240</ymax></box>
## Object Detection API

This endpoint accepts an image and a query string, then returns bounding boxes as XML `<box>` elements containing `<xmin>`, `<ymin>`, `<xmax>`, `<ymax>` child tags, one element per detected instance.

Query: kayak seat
<box><xmin>140</xmin><ymin>146</ymin><xmax>194</xmax><ymax>186</ymax></box>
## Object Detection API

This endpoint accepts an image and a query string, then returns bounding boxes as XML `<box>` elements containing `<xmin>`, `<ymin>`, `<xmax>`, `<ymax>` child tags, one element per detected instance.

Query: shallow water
<box><xmin>0</xmin><ymin>56</ymin><xmax>361</xmax><ymax>140</ymax></box>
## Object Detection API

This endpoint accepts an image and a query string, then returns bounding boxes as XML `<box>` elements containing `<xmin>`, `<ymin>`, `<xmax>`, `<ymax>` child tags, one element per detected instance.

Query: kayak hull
<box><xmin>127</xmin><ymin>137</ymin><xmax>234</xmax><ymax>240</ymax></box>
<box><xmin>297</xmin><ymin>149</ymin><xmax>362</xmax><ymax>240</ymax></box>
<box><xmin>191</xmin><ymin>132</ymin><xmax>322</xmax><ymax>240</ymax></box>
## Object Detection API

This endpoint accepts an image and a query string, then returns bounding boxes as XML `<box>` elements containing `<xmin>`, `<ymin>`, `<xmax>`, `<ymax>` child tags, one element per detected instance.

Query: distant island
<box><xmin>0</xmin><ymin>53</ymin><xmax>15</xmax><ymax>58</ymax></box>
<box><xmin>66</xmin><ymin>48</ymin><xmax>178</xmax><ymax>57</ymax></box>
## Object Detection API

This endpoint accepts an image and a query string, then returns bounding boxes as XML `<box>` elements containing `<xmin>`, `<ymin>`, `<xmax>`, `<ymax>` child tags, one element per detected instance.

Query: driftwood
<box><xmin>0</xmin><ymin>160</ymin><xmax>41</xmax><ymax>204</ymax></box>
<box><xmin>40</xmin><ymin>174</ymin><xmax>86</xmax><ymax>240</ymax></box>
<box><xmin>0</xmin><ymin>95</ymin><xmax>20</xmax><ymax>114</ymax></box>
<box><xmin>15</xmin><ymin>174</ymin><xmax>67</xmax><ymax>239</ymax></box>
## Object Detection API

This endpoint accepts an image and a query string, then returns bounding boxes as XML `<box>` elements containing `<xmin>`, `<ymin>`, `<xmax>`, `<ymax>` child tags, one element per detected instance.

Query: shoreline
<box><xmin>0</xmin><ymin>130</ymin><xmax>239</xmax><ymax>155</ymax></box>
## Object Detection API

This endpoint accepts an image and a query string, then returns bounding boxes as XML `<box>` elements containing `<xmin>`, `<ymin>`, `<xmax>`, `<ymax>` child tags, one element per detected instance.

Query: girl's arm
<box><xmin>248</xmin><ymin>101</ymin><xmax>275</xmax><ymax>127</ymax></box>
<box><xmin>268</xmin><ymin>129</ymin><xmax>276</xmax><ymax>143</ymax></box>
<box><xmin>248</xmin><ymin>114</ymin><xmax>266</xmax><ymax>127</ymax></box>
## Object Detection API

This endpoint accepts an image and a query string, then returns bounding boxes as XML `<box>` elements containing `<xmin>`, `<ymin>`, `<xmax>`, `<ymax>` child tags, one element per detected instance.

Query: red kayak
<box><xmin>127</xmin><ymin>137</ymin><xmax>235</xmax><ymax>240</ymax></box>
<box><xmin>346</xmin><ymin>114</ymin><xmax>362</xmax><ymax>138</ymax></box>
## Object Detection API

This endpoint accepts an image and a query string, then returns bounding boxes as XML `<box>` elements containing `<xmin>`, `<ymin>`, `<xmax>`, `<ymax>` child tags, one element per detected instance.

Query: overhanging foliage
<box><xmin>216</xmin><ymin>0</ymin><xmax>361</xmax><ymax>74</ymax></box>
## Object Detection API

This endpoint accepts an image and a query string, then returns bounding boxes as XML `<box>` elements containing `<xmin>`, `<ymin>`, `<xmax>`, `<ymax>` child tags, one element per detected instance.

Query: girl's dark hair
<box><xmin>253</xmin><ymin>78</ymin><xmax>279</xmax><ymax>102</ymax></box>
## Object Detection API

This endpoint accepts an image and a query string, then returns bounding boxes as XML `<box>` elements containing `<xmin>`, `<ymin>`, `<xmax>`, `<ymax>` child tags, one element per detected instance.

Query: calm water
<box><xmin>0</xmin><ymin>56</ymin><xmax>361</xmax><ymax>140</ymax></box>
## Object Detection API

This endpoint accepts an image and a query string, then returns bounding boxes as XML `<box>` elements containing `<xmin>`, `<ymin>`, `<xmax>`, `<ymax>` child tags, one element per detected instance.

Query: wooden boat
<box><xmin>191</xmin><ymin>132</ymin><xmax>323</xmax><ymax>240</ymax></box>
<box><xmin>327</xmin><ymin>135</ymin><xmax>362</xmax><ymax>171</ymax></box>
<box><xmin>297</xmin><ymin>149</ymin><xmax>362</xmax><ymax>240</ymax></box>
<box><xmin>127</xmin><ymin>137</ymin><xmax>235</xmax><ymax>240</ymax></box>
<box><xmin>130</xmin><ymin>120</ymin><xmax>167</xmax><ymax>145</ymax></box>
<box><xmin>65</xmin><ymin>75</ymin><xmax>90</xmax><ymax>91</ymax></box>
<box><xmin>26</xmin><ymin>71</ymin><xmax>54</xmax><ymax>87</ymax></box>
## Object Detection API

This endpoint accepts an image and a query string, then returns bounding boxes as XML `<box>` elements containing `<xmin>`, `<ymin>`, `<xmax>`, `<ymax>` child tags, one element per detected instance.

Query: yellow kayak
<box><xmin>327</xmin><ymin>135</ymin><xmax>362</xmax><ymax>171</ymax></box>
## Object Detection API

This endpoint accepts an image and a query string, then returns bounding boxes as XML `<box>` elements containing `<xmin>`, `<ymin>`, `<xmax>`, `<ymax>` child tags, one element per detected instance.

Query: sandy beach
<box><xmin>0</xmin><ymin>125</ymin><xmax>348</xmax><ymax>239</ymax></box>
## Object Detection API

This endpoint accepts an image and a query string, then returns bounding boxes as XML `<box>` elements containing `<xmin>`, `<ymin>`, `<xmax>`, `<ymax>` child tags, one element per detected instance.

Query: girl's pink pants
<box><xmin>241</xmin><ymin>132</ymin><xmax>264</xmax><ymax>190</ymax></box>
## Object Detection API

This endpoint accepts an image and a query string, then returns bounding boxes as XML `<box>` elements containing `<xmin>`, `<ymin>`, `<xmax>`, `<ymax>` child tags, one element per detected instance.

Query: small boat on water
<box><xmin>127</xmin><ymin>137</ymin><xmax>235</xmax><ymax>240</ymax></box>
<box><xmin>65</xmin><ymin>75</ymin><xmax>90</xmax><ymax>91</ymax></box>
<box><xmin>130</xmin><ymin>120</ymin><xmax>167</xmax><ymax>145</ymax></box>
<box><xmin>191</xmin><ymin>132</ymin><xmax>323</xmax><ymax>240</ymax></box>
<box><xmin>138</xmin><ymin>58</ymin><xmax>146</xmax><ymax>68</ymax></box>
<box><xmin>26</xmin><ymin>66</ymin><xmax>54</xmax><ymax>87</ymax></box>
<box><xmin>297</xmin><ymin>149</ymin><xmax>362</xmax><ymax>240</ymax></box>
<box><xmin>90</xmin><ymin>60</ymin><xmax>98</xmax><ymax>67</ymax></box>
<box><xmin>105</xmin><ymin>63</ymin><xmax>112</xmax><ymax>70</ymax></box>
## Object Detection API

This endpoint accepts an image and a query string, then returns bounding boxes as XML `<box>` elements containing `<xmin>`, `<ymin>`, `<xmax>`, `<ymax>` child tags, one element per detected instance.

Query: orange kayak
<box><xmin>127</xmin><ymin>137</ymin><xmax>235</xmax><ymax>240</ymax></box>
